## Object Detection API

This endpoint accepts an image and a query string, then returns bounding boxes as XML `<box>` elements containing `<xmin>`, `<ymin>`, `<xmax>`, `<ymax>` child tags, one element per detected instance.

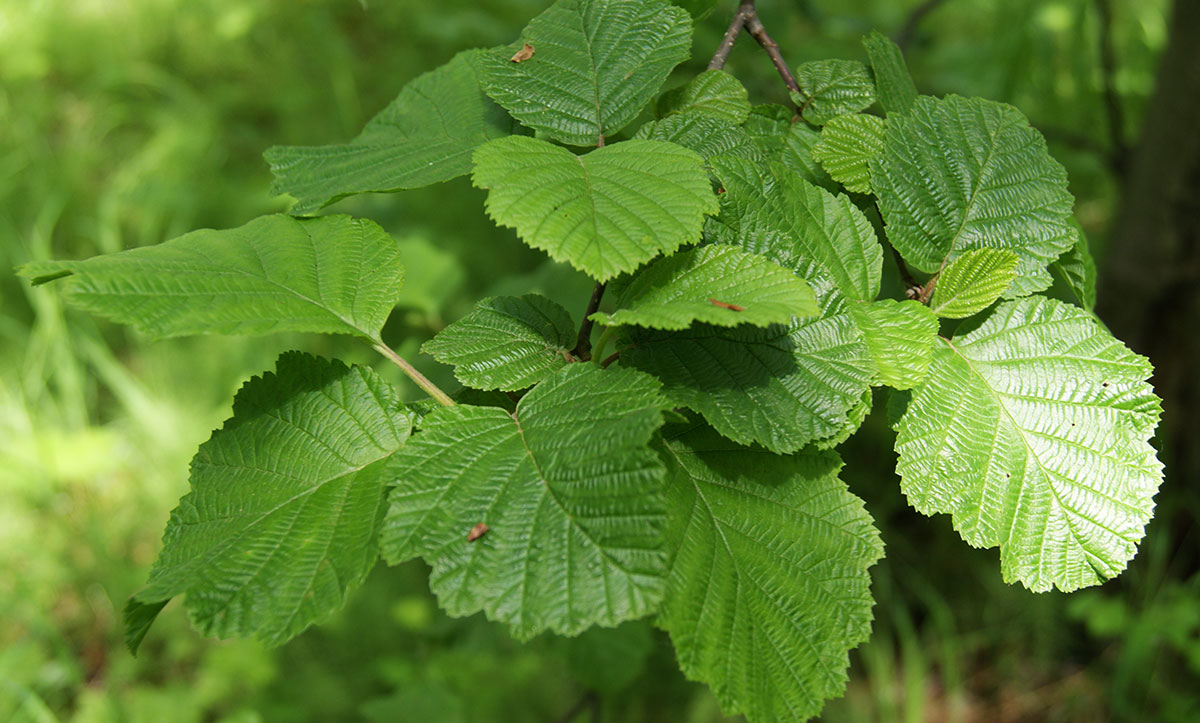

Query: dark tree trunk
<box><xmin>1097</xmin><ymin>0</ymin><xmax>1200</xmax><ymax>555</ymax></box>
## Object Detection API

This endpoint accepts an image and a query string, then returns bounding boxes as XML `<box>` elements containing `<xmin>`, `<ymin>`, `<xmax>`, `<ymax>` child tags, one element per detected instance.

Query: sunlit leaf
<box><xmin>792</xmin><ymin>60</ymin><xmax>877</xmax><ymax>126</ymax></box>
<box><xmin>930</xmin><ymin>248</ymin><xmax>1020</xmax><ymax>318</ymax></box>
<box><xmin>813</xmin><ymin>113</ymin><xmax>885</xmax><ymax>194</ymax></box>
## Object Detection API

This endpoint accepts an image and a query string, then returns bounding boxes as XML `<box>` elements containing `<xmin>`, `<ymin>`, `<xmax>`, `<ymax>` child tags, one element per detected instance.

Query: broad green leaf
<box><xmin>871</xmin><ymin>95</ymin><xmax>1076</xmax><ymax>296</ymax></box>
<box><xmin>20</xmin><ymin>214</ymin><xmax>403</xmax><ymax>341</ymax></box>
<box><xmin>590</xmin><ymin>245</ymin><xmax>818</xmax><ymax>330</ymax></box>
<box><xmin>472</xmin><ymin>136</ymin><xmax>717</xmax><ymax>281</ymax></box>
<box><xmin>422</xmin><ymin>294</ymin><xmax>576</xmax><ymax>391</ymax></box>
<box><xmin>742</xmin><ymin>104</ymin><xmax>834</xmax><ymax>189</ymax></box>
<box><xmin>625</xmin><ymin>311</ymin><xmax>874</xmax><ymax>453</ymax></box>
<box><xmin>125</xmin><ymin>352</ymin><xmax>412</xmax><ymax>652</ymax></box>
<box><xmin>657</xmin><ymin>70</ymin><xmax>751</xmax><ymax>124</ymax></box>
<box><xmin>635</xmin><ymin>113</ymin><xmax>760</xmax><ymax>161</ymax></box>
<box><xmin>1051</xmin><ymin>225</ymin><xmax>1097</xmax><ymax>311</ymax></box>
<box><xmin>847</xmin><ymin>299</ymin><xmax>938</xmax><ymax>390</ymax></box>
<box><xmin>813</xmin><ymin>113</ymin><xmax>885</xmax><ymax>194</ymax></box>
<box><xmin>930</xmin><ymin>248</ymin><xmax>1020</xmax><ymax>319</ymax></box>
<box><xmin>895</xmin><ymin>297</ymin><xmax>1163</xmax><ymax>592</ymax></box>
<box><xmin>381</xmin><ymin>364</ymin><xmax>669</xmax><ymax>638</ymax></box>
<box><xmin>792</xmin><ymin>60</ymin><xmax>877</xmax><ymax>126</ymax></box>
<box><xmin>659</xmin><ymin>423</ymin><xmax>883</xmax><ymax>722</ymax></box>
<box><xmin>263</xmin><ymin>50</ymin><xmax>518</xmax><ymax>215</ymax></box>
<box><xmin>815</xmin><ymin>388</ymin><xmax>873</xmax><ymax>450</ymax></box>
<box><xmin>862</xmin><ymin>31</ymin><xmax>917</xmax><ymax>114</ymax></box>
<box><xmin>482</xmin><ymin>0</ymin><xmax>692</xmax><ymax>146</ymax></box>
<box><xmin>709</xmin><ymin>156</ymin><xmax>882</xmax><ymax>302</ymax></box>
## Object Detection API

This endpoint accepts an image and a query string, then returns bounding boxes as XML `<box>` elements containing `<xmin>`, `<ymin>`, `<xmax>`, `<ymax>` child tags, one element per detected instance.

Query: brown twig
<box><xmin>600</xmin><ymin>351</ymin><xmax>621</xmax><ymax>368</ymax></box>
<box><xmin>572</xmin><ymin>282</ymin><xmax>606</xmax><ymax>360</ymax></box>
<box><xmin>707</xmin><ymin>1</ymin><xmax>800</xmax><ymax>99</ymax></box>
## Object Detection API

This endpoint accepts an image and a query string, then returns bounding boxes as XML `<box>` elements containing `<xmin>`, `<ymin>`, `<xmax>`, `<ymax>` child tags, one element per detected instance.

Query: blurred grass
<box><xmin>1</xmin><ymin>0</ymin><xmax>1195</xmax><ymax>721</ymax></box>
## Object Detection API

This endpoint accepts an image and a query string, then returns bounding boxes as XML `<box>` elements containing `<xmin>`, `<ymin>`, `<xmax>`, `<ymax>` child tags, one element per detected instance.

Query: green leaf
<box><xmin>19</xmin><ymin>214</ymin><xmax>404</xmax><ymax>341</ymax></box>
<box><xmin>659</xmin><ymin>423</ymin><xmax>883</xmax><ymax>722</ymax></box>
<box><xmin>815</xmin><ymin>388</ymin><xmax>873</xmax><ymax>450</ymax></box>
<box><xmin>482</xmin><ymin>0</ymin><xmax>692</xmax><ymax>146</ymax></box>
<box><xmin>657</xmin><ymin>70</ymin><xmax>751</xmax><ymax>124</ymax></box>
<box><xmin>812</xmin><ymin>113</ymin><xmax>885</xmax><ymax>194</ymax></box>
<box><xmin>590</xmin><ymin>245</ymin><xmax>818</xmax><ymax>330</ymax></box>
<box><xmin>792</xmin><ymin>60</ymin><xmax>877</xmax><ymax>126</ymax></box>
<box><xmin>847</xmin><ymin>299</ymin><xmax>939</xmax><ymax>390</ymax></box>
<box><xmin>263</xmin><ymin>51</ymin><xmax>518</xmax><ymax>215</ymax></box>
<box><xmin>871</xmin><ymin>95</ymin><xmax>1076</xmax><ymax>296</ymax></box>
<box><xmin>635</xmin><ymin>113</ymin><xmax>760</xmax><ymax>161</ymax></box>
<box><xmin>472</xmin><ymin>136</ymin><xmax>717</xmax><ymax>281</ymax></box>
<box><xmin>709</xmin><ymin>156</ymin><xmax>882</xmax><ymax>303</ymax></box>
<box><xmin>862</xmin><ymin>31</ymin><xmax>917</xmax><ymax>114</ymax></box>
<box><xmin>1051</xmin><ymin>224</ymin><xmax>1097</xmax><ymax>311</ymax></box>
<box><xmin>125</xmin><ymin>352</ymin><xmax>412</xmax><ymax>652</ymax></box>
<box><xmin>381</xmin><ymin>364</ymin><xmax>669</xmax><ymax>638</ymax></box>
<box><xmin>894</xmin><ymin>297</ymin><xmax>1163</xmax><ymax>592</ymax></box>
<box><xmin>625</xmin><ymin>311</ymin><xmax>874</xmax><ymax>453</ymax></box>
<box><xmin>930</xmin><ymin>248</ymin><xmax>1020</xmax><ymax>319</ymax></box>
<box><xmin>422</xmin><ymin>294</ymin><xmax>576</xmax><ymax>391</ymax></box>
<box><xmin>741</xmin><ymin>104</ymin><xmax>834</xmax><ymax>189</ymax></box>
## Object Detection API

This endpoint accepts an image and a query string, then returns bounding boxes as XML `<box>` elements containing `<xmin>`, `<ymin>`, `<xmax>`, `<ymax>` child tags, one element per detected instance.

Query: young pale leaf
<box><xmin>792</xmin><ymin>60</ymin><xmax>878</xmax><ymax>126</ymax></box>
<box><xmin>472</xmin><ymin>136</ymin><xmax>717</xmax><ymax>281</ymax></box>
<box><xmin>20</xmin><ymin>214</ymin><xmax>403</xmax><ymax>341</ymax></box>
<box><xmin>264</xmin><ymin>50</ymin><xmax>518</xmax><ymax>215</ymax></box>
<box><xmin>589</xmin><ymin>245</ymin><xmax>819</xmax><ymax>330</ymax></box>
<box><xmin>895</xmin><ymin>297</ymin><xmax>1163</xmax><ymax>592</ymax></box>
<box><xmin>659</xmin><ymin>423</ymin><xmax>883</xmax><ymax>722</ymax></box>
<box><xmin>1051</xmin><ymin>225</ymin><xmax>1098</xmax><ymax>311</ymax></box>
<box><xmin>635</xmin><ymin>114</ymin><xmax>760</xmax><ymax>161</ymax></box>
<box><xmin>124</xmin><ymin>352</ymin><xmax>412</xmax><ymax>652</ymax></box>
<box><xmin>862</xmin><ymin>31</ymin><xmax>917</xmax><ymax>114</ymax></box>
<box><xmin>871</xmin><ymin>95</ymin><xmax>1076</xmax><ymax>296</ymax></box>
<box><xmin>422</xmin><ymin>294</ymin><xmax>576</xmax><ymax>391</ymax></box>
<box><xmin>381</xmin><ymin>364</ymin><xmax>670</xmax><ymax>638</ymax></box>
<box><xmin>625</xmin><ymin>312</ymin><xmax>874</xmax><ymax>453</ymax></box>
<box><xmin>482</xmin><ymin>0</ymin><xmax>692</xmax><ymax>146</ymax></box>
<box><xmin>812</xmin><ymin>113</ymin><xmax>885</xmax><ymax>194</ymax></box>
<box><xmin>709</xmin><ymin>156</ymin><xmax>882</xmax><ymax>303</ymax></box>
<box><xmin>656</xmin><ymin>70</ymin><xmax>751</xmax><ymax>124</ymax></box>
<box><xmin>847</xmin><ymin>299</ymin><xmax>939</xmax><ymax>390</ymax></box>
<box><xmin>930</xmin><ymin>248</ymin><xmax>1020</xmax><ymax>318</ymax></box>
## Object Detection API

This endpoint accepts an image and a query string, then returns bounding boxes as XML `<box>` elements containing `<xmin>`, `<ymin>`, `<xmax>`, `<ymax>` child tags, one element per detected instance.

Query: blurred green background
<box><xmin>2</xmin><ymin>0</ymin><xmax>1197</xmax><ymax>721</ymax></box>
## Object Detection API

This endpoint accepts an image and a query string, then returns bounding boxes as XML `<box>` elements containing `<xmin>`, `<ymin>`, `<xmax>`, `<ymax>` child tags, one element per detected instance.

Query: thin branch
<box><xmin>554</xmin><ymin>691</ymin><xmax>599</xmax><ymax>723</ymax></box>
<box><xmin>1094</xmin><ymin>0</ymin><xmax>1129</xmax><ymax>174</ymax></box>
<box><xmin>372</xmin><ymin>342</ymin><xmax>456</xmax><ymax>407</ymax></box>
<box><xmin>895</xmin><ymin>0</ymin><xmax>950</xmax><ymax>51</ymax></box>
<box><xmin>744</xmin><ymin>8</ymin><xmax>801</xmax><ymax>96</ymax></box>
<box><xmin>708</xmin><ymin>0</ymin><xmax>752</xmax><ymax>70</ymax></box>
<box><xmin>600</xmin><ymin>352</ymin><xmax>621</xmax><ymax>368</ymax></box>
<box><xmin>572</xmin><ymin>282</ymin><xmax>606</xmax><ymax>360</ymax></box>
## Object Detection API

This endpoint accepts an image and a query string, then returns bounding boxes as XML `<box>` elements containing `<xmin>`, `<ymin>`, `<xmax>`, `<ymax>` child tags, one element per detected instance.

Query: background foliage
<box><xmin>1</xmin><ymin>0</ymin><xmax>1195</xmax><ymax>721</ymax></box>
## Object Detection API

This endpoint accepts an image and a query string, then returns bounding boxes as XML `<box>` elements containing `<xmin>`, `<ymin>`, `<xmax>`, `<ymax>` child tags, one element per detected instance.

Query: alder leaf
<box><xmin>422</xmin><ymin>294</ymin><xmax>576</xmax><ymax>391</ymax></box>
<box><xmin>635</xmin><ymin>113</ymin><xmax>760</xmax><ymax>161</ymax></box>
<box><xmin>709</xmin><ymin>156</ymin><xmax>882</xmax><ymax>303</ymax></box>
<box><xmin>472</xmin><ymin>136</ymin><xmax>717</xmax><ymax>281</ymax></box>
<box><xmin>871</xmin><ymin>95</ymin><xmax>1076</xmax><ymax>296</ymax></box>
<box><xmin>930</xmin><ymin>248</ymin><xmax>1020</xmax><ymax>319</ymax></box>
<box><xmin>125</xmin><ymin>352</ymin><xmax>412</xmax><ymax>652</ymax></box>
<box><xmin>659</xmin><ymin>423</ymin><xmax>883</xmax><ymax>722</ymax></box>
<box><xmin>894</xmin><ymin>297</ymin><xmax>1163</xmax><ymax>592</ymax></box>
<box><xmin>590</xmin><ymin>245</ymin><xmax>819</xmax><ymax>330</ymax></box>
<box><xmin>263</xmin><ymin>51</ymin><xmax>519</xmax><ymax>215</ymax></box>
<box><xmin>656</xmin><ymin>70</ymin><xmax>751</xmax><ymax>124</ymax></box>
<box><xmin>847</xmin><ymin>299</ymin><xmax>939</xmax><ymax>390</ymax></box>
<box><xmin>742</xmin><ymin>104</ymin><xmax>834</xmax><ymax>189</ymax></box>
<box><xmin>792</xmin><ymin>60</ymin><xmax>877</xmax><ymax>126</ymax></box>
<box><xmin>625</xmin><ymin>311</ymin><xmax>874</xmax><ymax>453</ymax></box>
<box><xmin>862</xmin><ymin>31</ymin><xmax>917</xmax><ymax>114</ymax></box>
<box><xmin>1051</xmin><ymin>225</ymin><xmax>1097</xmax><ymax>311</ymax></box>
<box><xmin>381</xmin><ymin>364</ymin><xmax>670</xmax><ymax>638</ymax></box>
<box><xmin>20</xmin><ymin>214</ymin><xmax>404</xmax><ymax>341</ymax></box>
<box><xmin>813</xmin><ymin>113</ymin><xmax>885</xmax><ymax>194</ymax></box>
<box><xmin>482</xmin><ymin>0</ymin><xmax>692</xmax><ymax>146</ymax></box>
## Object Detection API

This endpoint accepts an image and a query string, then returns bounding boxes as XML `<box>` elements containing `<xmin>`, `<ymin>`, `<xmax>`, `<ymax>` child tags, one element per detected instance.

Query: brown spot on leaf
<box><xmin>467</xmin><ymin>523</ymin><xmax>489</xmax><ymax>542</ymax></box>
<box><xmin>511</xmin><ymin>44</ymin><xmax>535</xmax><ymax>63</ymax></box>
<box><xmin>709</xmin><ymin>298</ymin><xmax>745</xmax><ymax>312</ymax></box>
